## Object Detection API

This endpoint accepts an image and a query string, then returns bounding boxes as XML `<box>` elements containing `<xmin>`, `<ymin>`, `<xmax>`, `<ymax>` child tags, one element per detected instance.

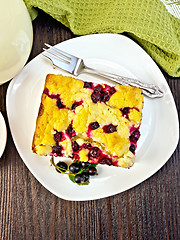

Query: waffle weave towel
<box><xmin>24</xmin><ymin>0</ymin><xmax>180</xmax><ymax>77</ymax></box>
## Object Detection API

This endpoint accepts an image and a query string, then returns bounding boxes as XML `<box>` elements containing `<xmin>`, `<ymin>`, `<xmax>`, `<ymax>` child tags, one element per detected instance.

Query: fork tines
<box><xmin>43</xmin><ymin>43</ymin><xmax>77</xmax><ymax>64</ymax></box>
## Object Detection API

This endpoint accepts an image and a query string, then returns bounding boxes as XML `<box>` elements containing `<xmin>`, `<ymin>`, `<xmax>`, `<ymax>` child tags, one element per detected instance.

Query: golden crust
<box><xmin>32</xmin><ymin>74</ymin><xmax>143</xmax><ymax>168</ymax></box>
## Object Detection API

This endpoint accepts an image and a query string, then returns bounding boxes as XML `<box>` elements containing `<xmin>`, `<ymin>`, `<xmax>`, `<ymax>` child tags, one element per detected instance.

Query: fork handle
<box><xmin>83</xmin><ymin>66</ymin><xmax>164</xmax><ymax>98</ymax></box>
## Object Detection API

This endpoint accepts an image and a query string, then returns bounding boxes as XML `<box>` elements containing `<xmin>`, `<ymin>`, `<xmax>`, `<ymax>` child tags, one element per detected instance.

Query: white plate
<box><xmin>0</xmin><ymin>112</ymin><xmax>7</xmax><ymax>158</ymax></box>
<box><xmin>6</xmin><ymin>33</ymin><xmax>179</xmax><ymax>201</ymax></box>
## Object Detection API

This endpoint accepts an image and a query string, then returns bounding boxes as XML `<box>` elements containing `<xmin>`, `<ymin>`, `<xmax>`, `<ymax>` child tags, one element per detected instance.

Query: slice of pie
<box><xmin>32</xmin><ymin>74</ymin><xmax>143</xmax><ymax>168</ymax></box>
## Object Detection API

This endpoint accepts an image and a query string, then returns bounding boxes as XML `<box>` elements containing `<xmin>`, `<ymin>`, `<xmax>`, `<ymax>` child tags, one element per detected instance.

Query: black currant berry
<box><xmin>66</xmin><ymin>124</ymin><xmax>75</xmax><ymax>138</ymax></box>
<box><xmin>56</xmin><ymin>161</ymin><xmax>68</xmax><ymax>173</ymax></box>
<box><xmin>81</xmin><ymin>172</ymin><xmax>89</xmax><ymax>182</ymax></box>
<box><xmin>88</xmin><ymin>167</ymin><xmax>97</xmax><ymax>176</ymax></box>
<box><xmin>98</xmin><ymin>157</ymin><xmax>112</xmax><ymax>166</ymax></box>
<box><xmin>90</xmin><ymin>121</ymin><xmax>100</xmax><ymax>130</ymax></box>
<box><xmin>94</xmin><ymin>85</ymin><xmax>103</xmax><ymax>92</ymax></box>
<box><xmin>52</xmin><ymin>144</ymin><xmax>63</xmax><ymax>156</ymax></box>
<box><xmin>69</xmin><ymin>162</ymin><xmax>82</xmax><ymax>174</ymax></box>
<box><xmin>130</xmin><ymin>129</ymin><xmax>140</xmax><ymax>142</ymax></box>
<box><xmin>101</xmin><ymin>91</ymin><xmax>110</xmax><ymax>102</ymax></box>
<box><xmin>84</xmin><ymin>82</ymin><xmax>93</xmax><ymax>89</ymax></box>
<box><xmin>74</xmin><ymin>174</ymin><xmax>83</xmax><ymax>184</ymax></box>
<box><xmin>56</xmin><ymin>98</ymin><xmax>65</xmax><ymax>109</ymax></box>
<box><xmin>81</xmin><ymin>162</ymin><xmax>91</xmax><ymax>169</ymax></box>
<box><xmin>54</xmin><ymin>131</ymin><xmax>63</xmax><ymax>142</ymax></box>
<box><xmin>82</xmin><ymin>143</ymin><xmax>91</xmax><ymax>149</ymax></box>
<box><xmin>103</xmin><ymin>124</ymin><xmax>117</xmax><ymax>133</ymax></box>
<box><xmin>71</xmin><ymin>103</ymin><xmax>79</xmax><ymax>110</ymax></box>
<box><xmin>109</xmin><ymin>87</ymin><xmax>116</xmax><ymax>95</ymax></box>
<box><xmin>91</xmin><ymin>92</ymin><xmax>101</xmax><ymax>103</ymax></box>
<box><xmin>72</xmin><ymin>141</ymin><xmax>80</xmax><ymax>152</ymax></box>
<box><xmin>89</xmin><ymin>147</ymin><xmax>100</xmax><ymax>158</ymax></box>
<box><xmin>129</xmin><ymin>144</ymin><xmax>136</xmax><ymax>153</ymax></box>
<box><xmin>121</xmin><ymin>107</ymin><xmax>130</xmax><ymax>116</ymax></box>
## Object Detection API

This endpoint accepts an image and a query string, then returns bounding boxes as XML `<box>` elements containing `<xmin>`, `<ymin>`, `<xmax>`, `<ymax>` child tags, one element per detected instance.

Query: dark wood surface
<box><xmin>0</xmin><ymin>11</ymin><xmax>179</xmax><ymax>240</ymax></box>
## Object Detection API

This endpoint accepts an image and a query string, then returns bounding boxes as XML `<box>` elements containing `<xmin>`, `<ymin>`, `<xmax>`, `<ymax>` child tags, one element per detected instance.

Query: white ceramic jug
<box><xmin>0</xmin><ymin>0</ymin><xmax>33</xmax><ymax>84</ymax></box>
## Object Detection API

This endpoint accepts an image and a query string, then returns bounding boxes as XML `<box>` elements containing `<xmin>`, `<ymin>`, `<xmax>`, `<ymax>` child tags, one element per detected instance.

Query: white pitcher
<box><xmin>0</xmin><ymin>0</ymin><xmax>33</xmax><ymax>84</ymax></box>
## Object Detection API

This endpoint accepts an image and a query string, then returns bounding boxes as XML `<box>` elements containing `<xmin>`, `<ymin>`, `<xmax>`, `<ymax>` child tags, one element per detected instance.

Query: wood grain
<box><xmin>0</xmin><ymin>10</ymin><xmax>179</xmax><ymax>240</ymax></box>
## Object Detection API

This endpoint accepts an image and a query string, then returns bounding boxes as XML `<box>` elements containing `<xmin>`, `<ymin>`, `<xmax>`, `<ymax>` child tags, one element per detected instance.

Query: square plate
<box><xmin>6</xmin><ymin>33</ymin><xmax>179</xmax><ymax>201</ymax></box>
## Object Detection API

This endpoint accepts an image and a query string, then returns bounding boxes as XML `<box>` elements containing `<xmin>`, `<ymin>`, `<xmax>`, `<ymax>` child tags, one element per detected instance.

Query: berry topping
<box><xmin>44</xmin><ymin>88</ymin><xmax>60</xmax><ymax>99</ymax></box>
<box><xmin>43</xmin><ymin>87</ymin><xmax>49</xmax><ymax>95</ymax></box>
<box><xmin>89</xmin><ymin>121</ymin><xmax>100</xmax><ymax>130</ymax></box>
<box><xmin>69</xmin><ymin>162</ymin><xmax>82</xmax><ymax>174</ymax></box>
<box><xmin>98</xmin><ymin>157</ymin><xmax>112</xmax><ymax>166</ymax></box>
<box><xmin>82</xmin><ymin>143</ymin><xmax>92</xmax><ymax>149</ymax></box>
<box><xmin>91</xmin><ymin>92</ymin><xmax>101</xmax><ymax>103</ymax></box>
<box><xmin>88</xmin><ymin>167</ymin><xmax>97</xmax><ymax>176</ymax></box>
<box><xmin>72</xmin><ymin>141</ymin><xmax>80</xmax><ymax>152</ymax></box>
<box><xmin>121</xmin><ymin>107</ymin><xmax>130</xmax><ymax>116</ymax></box>
<box><xmin>52</xmin><ymin>144</ymin><xmax>63</xmax><ymax>156</ymax></box>
<box><xmin>91</xmin><ymin>85</ymin><xmax>116</xmax><ymax>103</ymax></box>
<box><xmin>56</xmin><ymin>161</ymin><xmax>68</xmax><ymax>173</ymax></box>
<box><xmin>56</xmin><ymin>98</ymin><xmax>65</xmax><ymax>109</ymax></box>
<box><xmin>54</xmin><ymin>131</ymin><xmax>63</xmax><ymax>142</ymax></box>
<box><xmin>129</xmin><ymin>144</ymin><xmax>136</xmax><ymax>153</ymax></box>
<box><xmin>101</xmin><ymin>91</ymin><xmax>110</xmax><ymax>102</ymax></box>
<box><xmin>84</xmin><ymin>82</ymin><xmax>93</xmax><ymax>89</ymax></box>
<box><xmin>89</xmin><ymin>147</ymin><xmax>100</xmax><ymax>158</ymax></box>
<box><xmin>103</xmin><ymin>124</ymin><xmax>117</xmax><ymax>133</ymax></box>
<box><xmin>109</xmin><ymin>87</ymin><xmax>116</xmax><ymax>95</ymax></box>
<box><xmin>71</xmin><ymin>100</ymin><xmax>83</xmax><ymax>110</ymax></box>
<box><xmin>130</xmin><ymin>129</ymin><xmax>140</xmax><ymax>143</ymax></box>
<box><xmin>94</xmin><ymin>85</ymin><xmax>103</xmax><ymax>92</ymax></box>
<box><xmin>71</xmin><ymin>103</ymin><xmax>79</xmax><ymax>110</ymax></box>
<box><xmin>66</xmin><ymin>124</ymin><xmax>75</xmax><ymax>138</ymax></box>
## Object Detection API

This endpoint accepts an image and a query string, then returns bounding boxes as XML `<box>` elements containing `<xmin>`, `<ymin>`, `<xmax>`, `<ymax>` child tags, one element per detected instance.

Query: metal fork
<box><xmin>42</xmin><ymin>43</ymin><xmax>164</xmax><ymax>98</ymax></box>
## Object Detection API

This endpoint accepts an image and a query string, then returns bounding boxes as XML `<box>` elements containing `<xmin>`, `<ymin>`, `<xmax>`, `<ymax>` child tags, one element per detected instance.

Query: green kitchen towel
<box><xmin>24</xmin><ymin>0</ymin><xmax>180</xmax><ymax>77</ymax></box>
